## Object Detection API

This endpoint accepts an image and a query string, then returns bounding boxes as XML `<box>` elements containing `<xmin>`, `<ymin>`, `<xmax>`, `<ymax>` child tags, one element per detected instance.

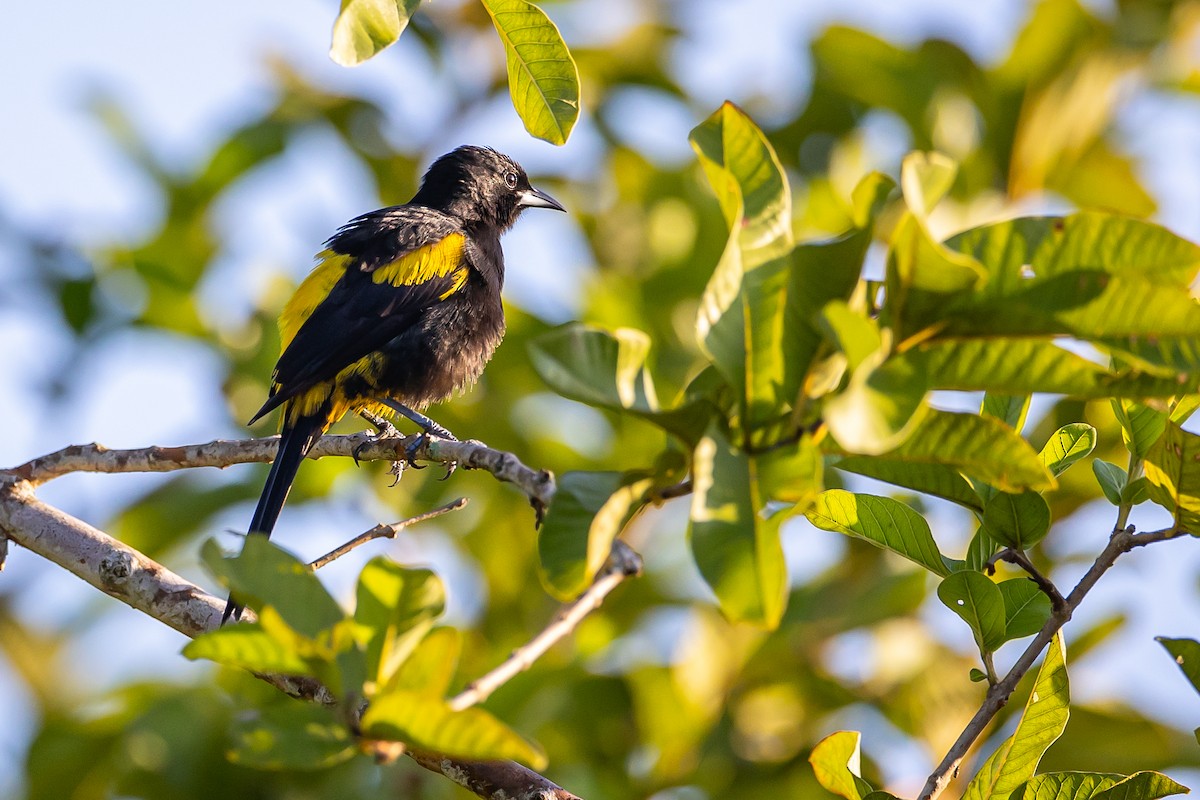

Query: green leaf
<box><xmin>982</xmin><ymin>492</ymin><xmax>1052</xmax><ymax>550</ymax></box>
<box><xmin>1144</xmin><ymin>421</ymin><xmax>1200</xmax><ymax>532</ymax></box>
<box><xmin>816</xmin><ymin>300</ymin><xmax>882</xmax><ymax>373</ymax></box>
<box><xmin>998</xmin><ymin>579</ymin><xmax>1052</xmax><ymax>642</ymax></box>
<box><xmin>229</xmin><ymin>703</ymin><xmax>354</xmax><ymax>770</ymax></box>
<box><xmin>362</xmin><ymin>689</ymin><xmax>545</xmax><ymax>768</ymax></box>
<box><xmin>389</xmin><ymin>627</ymin><xmax>461</xmax><ymax>696</ymax></box>
<box><xmin>1112</xmin><ymin>401</ymin><xmax>1168</xmax><ymax>461</ymax></box>
<box><xmin>201</xmin><ymin>537</ymin><xmax>344</xmax><ymax>639</ymax></box>
<box><xmin>1093</xmin><ymin>461</ymin><xmax>1128</xmax><ymax>506</ymax></box>
<box><xmin>868</xmin><ymin>410</ymin><xmax>1056</xmax><ymax>494</ymax></box>
<box><xmin>690</xmin><ymin>422</ymin><xmax>788</xmax><ymax>627</ymax></box>
<box><xmin>1017</xmin><ymin>772</ymin><xmax>1124</xmax><ymax>800</ymax></box>
<box><xmin>938</xmin><ymin>571</ymin><xmax>1007</xmax><ymax>653</ymax></box>
<box><xmin>901</xmin><ymin>151</ymin><xmax>958</xmax><ymax>217</ymax></box>
<box><xmin>1040</xmin><ymin>424</ymin><xmax>1097</xmax><ymax>477</ymax></box>
<box><xmin>330</xmin><ymin>0</ymin><xmax>422</xmax><ymax>67</ymax></box>
<box><xmin>183</xmin><ymin>624</ymin><xmax>311</xmax><ymax>676</ymax></box>
<box><xmin>1092</xmin><ymin>772</ymin><xmax>1191</xmax><ymax>800</ymax></box>
<box><xmin>354</xmin><ymin>560</ymin><xmax>444</xmax><ymax>690</ymax></box>
<box><xmin>1157</xmin><ymin>637</ymin><xmax>1200</xmax><ymax>697</ymax></box>
<box><xmin>538</xmin><ymin>470</ymin><xmax>654</xmax><ymax>600</ymax></box>
<box><xmin>808</xmin><ymin>730</ymin><xmax>874</xmax><ymax>800</ymax></box>
<box><xmin>824</xmin><ymin>344</ymin><xmax>928</xmax><ymax>454</ymax></box>
<box><xmin>806</xmin><ymin>490</ymin><xmax>950</xmax><ymax>576</ymax></box>
<box><xmin>690</xmin><ymin>102</ymin><xmax>796</xmax><ymax>437</ymax></box>
<box><xmin>898</xmin><ymin>339</ymin><xmax>1191</xmax><ymax>399</ymax></box>
<box><xmin>963</xmin><ymin>634</ymin><xmax>1070</xmax><ymax>800</ymax></box>
<box><xmin>528</xmin><ymin>323</ymin><xmax>710</xmax><ymax>444</ymax></box>
<box><xmin>983</xmin><ymin>393</ymin><xmax>1032</xmax><ymax>433</ymax></box>
<box><xmin>834</xmin><ymin>456</ymin><xmax>982</xmax><ymax>511</ymax></box>
<box><xmin>480</xmin><ymin>0</ymin><xmax>579</xmax><ymax>145</ymax></box>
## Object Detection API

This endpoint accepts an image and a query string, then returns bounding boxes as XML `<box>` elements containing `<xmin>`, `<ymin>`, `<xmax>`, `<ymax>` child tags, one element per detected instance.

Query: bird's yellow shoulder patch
<box><xmin>279</xmin><ymin>249</ymin><xmax>352</xmax><ymax>350</ymax></box>
<box><xmin>372</xmin><ymin>233</ymin><xmax>468</xmax><ymax>299</ymax></box>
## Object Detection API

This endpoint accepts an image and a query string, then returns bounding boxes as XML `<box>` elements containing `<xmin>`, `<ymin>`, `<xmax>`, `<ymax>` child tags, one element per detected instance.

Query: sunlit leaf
<box><xmin>183</xmin><ymin>624</ymin><xmax>311</xmax><ymax>676</ymax></box>
<box><xmin>354</xmin><ymin>560</ymin><xmax>444</xmax><ymax>690</ymax></box>
<box><xmin>1040</xmin><ymin>423</ymin><xmax>1097</xmax><ymax>477</ymax></box>
<box><xmin>938</xmin><ymin>571</ymin><xmax>1007</xmax><ymax>653</ymax></box>
<box><xmin>1093</xmin><ymin>460</ymin><xmax>1127</xmax><ymax>506</ymax></box>
<box><xmin>963</xmin><ymin>634</ymin><xmax>1069</xmax><ymax>799</ymax></box>
<box><xmin>200</xmin><ymin>537</ymin><xmax>344</xmax><ymax>639</ymax></box>
<box><xmin>481</xmin><ymin>0</ymin><xmax>580</xmax><ymax>145</ymax></box>
<box><xmin>363</xmin><ymin>689</ymin><xmax>545</xmax><ymax>768</ymax></box>
<box><xmin>1111</xmin><ymin>400</ymin><xmax>1167</xmax><ymax>461</ymax></box>
<box><xmin>1143</xmin><ymin>421</ymin><xmax>1200</xmax><ymax>532</ymax></box>
<box><xmin>389</xmin><ymin>627</ymin><xmax>461</xmax><ymax>696</ymax></box>
<box><xmin>807</xmin><ymin>490</ymin><xmax>951</xmax><ymax>576</ymax></box>
<box><xmin>330</xmin><ymin>0</ymin><xmax>422</xmax><ymax>67</ymax></box>
<box><xmin>901</xmin><ymin>151</ymin><xmax>957</xmax><ymax>217</ymax></box>
<box><xmin>809</xmin><ymin>730</ymin><xmax>874</xmax><ymax>800</ymax></box>
<box><xmin>690</xmin><ymin>422</ymin><xmax>788</xmax><ymax>627</ymax></box>
<box><xmin>983</xmin><ymin>393</ymin><xmax>1032</xmax><ymax>432</ymax></box>
<box><xmin>824</xmin><ymin>344</ymin><xmax>928</xmax><ymax>454</ymax></box>
<box><xmin>1092</xmin><ymin>771</ymin><xmax>1191</xmax><ymax>800</ymax></box>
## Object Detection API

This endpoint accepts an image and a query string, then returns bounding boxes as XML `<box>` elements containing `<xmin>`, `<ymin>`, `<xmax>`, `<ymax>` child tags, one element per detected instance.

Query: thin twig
<box><xmin>986</xmin><ymin>548</ymin><xmax>1067</xmax><ymax>613</ymax></box>
<box><xmin>918</xmin><ymin>525</ymin><xmax>1186</xmax><ymax>800</ymax></box>
<box><xmin>308</xmin><ymin>498</ymin><xmax>469</xmax><ymax>570</ymax></box>
<box><xmin>649</xmin><ymin>479</ymin><xmax>694</xmax><ymax>504</ymax></box>
<box><xmin>4</xmin><ymin>433</ymin><xmax>555</xmax><ymax>514</ymax></box>
<box><xmin>449</xmin><ymin>541</ymin><xmax>644</xmax><ymax>712</ymax></box>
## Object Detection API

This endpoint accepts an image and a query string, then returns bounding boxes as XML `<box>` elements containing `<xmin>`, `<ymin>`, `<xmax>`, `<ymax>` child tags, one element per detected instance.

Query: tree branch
<box><xmin>308</xmin><ymin>498</ymin><xmax>469</xmax><ymax>570</ymax></box>
<box><xmin>450</xmin><ymin>540</ymin><xmax>643</xmax><ymax>712</ymax></box>
<box><xmin>7</xmin><ymin>433</ymin><xmax>556</xmax><ymax>517</ymax></box>
<box><xmin>0</xmin><ymin>431</ymin><xmax>582</xmax><ymax>799</ymax></box>
<box><xmin>918</xmin><ymin>524</ymin><xmax>1187</xmax><ymax>800</ymax></box>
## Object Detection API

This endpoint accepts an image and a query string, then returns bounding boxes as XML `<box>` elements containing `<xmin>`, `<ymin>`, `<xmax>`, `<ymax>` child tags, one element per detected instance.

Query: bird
<box><xmin>224</xmin><ymin>145</ymin><xmax>565</xmax><ymax>622</ymax></box>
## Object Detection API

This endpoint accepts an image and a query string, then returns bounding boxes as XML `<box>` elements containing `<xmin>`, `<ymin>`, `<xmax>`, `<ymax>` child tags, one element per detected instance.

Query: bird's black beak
<box><xmin>517</xmin><ymin>186</ymin><xmax>566</xmax><ymax>212</ymax></box>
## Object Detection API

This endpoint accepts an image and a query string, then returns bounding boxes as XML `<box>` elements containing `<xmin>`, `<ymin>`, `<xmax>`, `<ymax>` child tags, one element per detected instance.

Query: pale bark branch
<box><xmin>918</xmin><ymin>525</ymin><xmax>1187</xmax><ymax>800</ymax></box>
<box><xmin>308</xmin><ymin>498</ymin><xmax>469</xmax><ymax>570</ymax></box>
<box><xmin>0</xmin><ymin>431</ymin><xmax>588</xmax><ymax>800</ymax></box>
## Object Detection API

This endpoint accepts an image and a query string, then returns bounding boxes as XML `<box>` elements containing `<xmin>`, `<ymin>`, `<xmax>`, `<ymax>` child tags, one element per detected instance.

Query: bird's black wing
<box><xmin>250</xmin><ymin>206</ymin><xmax>470</xmax><ymax>423</ymax></box>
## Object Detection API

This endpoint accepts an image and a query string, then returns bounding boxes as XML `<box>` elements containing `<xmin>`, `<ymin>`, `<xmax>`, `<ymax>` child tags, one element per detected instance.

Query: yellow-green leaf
<box><xmin>809</xmin><ymin>730</ymin><xmax>875</xmax><ymax>800</ymax></box>
<box><xmin>330</xmin><ymin>0</ymin><xmax>422</xmax><ymax>67</ymax></box>
<box><xmin>481</xmin><ymin>0</ymin><xmax>579</xmax><ymax>145</ymax></box>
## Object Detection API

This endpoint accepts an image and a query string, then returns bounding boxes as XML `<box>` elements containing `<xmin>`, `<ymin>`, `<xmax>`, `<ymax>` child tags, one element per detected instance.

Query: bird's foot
<box><xmin>380</xmin><ymin>400</ymin><xmax>461</xmax><ymax>479</ymax></box>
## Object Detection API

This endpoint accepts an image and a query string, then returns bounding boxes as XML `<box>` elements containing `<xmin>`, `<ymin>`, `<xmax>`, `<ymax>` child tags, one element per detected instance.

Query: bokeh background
<box><xmin>3</xmin><ymin>0</ymin><xmax>1200</xmax><ymax>797</ymax></box>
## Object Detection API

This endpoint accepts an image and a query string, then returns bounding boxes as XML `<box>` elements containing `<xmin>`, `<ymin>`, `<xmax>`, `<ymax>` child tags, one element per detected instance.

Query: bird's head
<box><xmin>413</xmin><ymin>145</ymin><xmax>565</xmax><ymax>230</ymax></box>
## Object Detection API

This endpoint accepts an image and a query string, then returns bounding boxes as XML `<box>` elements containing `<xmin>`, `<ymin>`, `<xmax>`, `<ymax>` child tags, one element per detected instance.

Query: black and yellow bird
<box><xmin>226</xmin><ymin>146</ymin><xmax>564</xmax><ymax>621</ymax></box>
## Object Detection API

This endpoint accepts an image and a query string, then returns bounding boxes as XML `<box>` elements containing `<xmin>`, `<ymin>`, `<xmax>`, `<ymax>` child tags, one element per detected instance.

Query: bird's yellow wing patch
<box><xmin>371</xmin><ymin>233</ymin><xmax>468</xmax><ymax>300</ymax></box>
<box><xmin>279</xmin><ymin>250</ymin><xmax>352</xmax><ymax>351</ymax></box>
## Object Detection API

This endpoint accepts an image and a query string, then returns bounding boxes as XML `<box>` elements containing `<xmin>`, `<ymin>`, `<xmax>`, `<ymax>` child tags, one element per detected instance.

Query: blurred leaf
<box><xmin>824</xmin><ymin>345</ymin><xmax>928</xmax><ymax>454</ymax></box>
<box><xmin>1157</xmin><ymin>637</ymin><xmax>1200</xmax><ymax>697</ymax></box>
<box><xmin>816</xmin><ymin>300</ymin><xmax>881</xmax><ymax>373</ymax></box>
<box><xmin>353</xmin><ymin>559</ymin><xmax>444</xmax><ymax>690</ymax></box>
<box><xmin>330</xmin><ymin>0</ymin><xmax>422</xmax><ymax>67</ymax></box>
<box><xmin>1143</xmin><ymin>421</ymin><xmax>1200</xmax><ymax>532</ymax></box>
<box><xmin>1093</xmin><ymin>460</ymin><xmax>1127</xmax><ymax>505</ymax></box>
<box><xmin>1040</xmin><ymin>423</ymin><xmax>1097</xmax><ymax>477</ymax></box>
<box><xmin>528</xmin><ymin>323</ymin><xmax>711</xmax><ymax>443</ymax></box>
<box><xmin>362</xmin><ymin>689</ymin><xmax>545</xmax><ymax>768</ymax></box>
<box><xmin>229</xmin><ymin>702</ymin><xmax>354</xmax><ymax>770</ymax></box>
<box><xmin>481</xmin><ymin>0</ymin><xmax>580</xmax><ymax>145</ymax></box>
<box><xmin>983</xmin><ymin>393</ymin><xmax>1032</xmax><ymax>432</ymax></box>
<box><xmin>809</xmin><ymin>730</ymin><xmax>874</xmax><ymax>800</ymax></box>
<box><xmin>390</xmin><ymin>627</ymin><xmax>461</xmax><ymax>696</ymax></box>
<box><xmin>183</xmin><ymin>624</ymin><xmax>311</xmax><ymax>676</ymax></box>
<box><xmin>938</xmin><ymin>571</ymin><xmax>1007</xmax><ymax>653</ymax></box>
<box><xmin>690</xmin><ymin>101</ymin><xmax>796</xmax><ymax>439</ymax></box>
<box><xmin>963</xmin><ymin>634</ymin><xmax>1069</xmax><ymax>799</ymax></box>
<box><xmin>901</xmin><ymin>151</ymin><xmax>957</xmax><ymax>217</ymax></box>
<box><xmin>806</xmin><ymin>490</ymin><xmax>952</xmax><ymax>576</ymax></box>
<box><xmin>982</xmin><ymin>492</ymin><xmax>1052</xmax><ymax>550</ymax></box>
<box><xmin>538</xmin><ymin>470</ymin><xmax>654</xmax><ymax>600</ymax></box>
<box><xmin>998</xmin><ymin>579</ymin><xmax>1052</xmax><ymax>642</ymax></box>
<box><xmin>690</xmin><ymin>422</ymin><xmax>788</xmax><ymax>627</ymax></box>
<box><xmin>200</xmin><ymin>537</ymin><xmax>344</xmax><ymax>639</ymax></box>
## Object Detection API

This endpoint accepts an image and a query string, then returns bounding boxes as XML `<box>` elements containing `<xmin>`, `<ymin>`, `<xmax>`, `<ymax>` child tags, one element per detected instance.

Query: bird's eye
<box><xmin>505</xmin><ymin>171</ymin><xmax>519</xmax><ymax>189</ymax></box>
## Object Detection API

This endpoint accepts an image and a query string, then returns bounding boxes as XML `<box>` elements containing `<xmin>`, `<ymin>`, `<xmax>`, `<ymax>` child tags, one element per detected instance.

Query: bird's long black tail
<box><xmin>223</xmin><ymin>411</ymin><xmax>327</xmax><ymax>622</ymax></box>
